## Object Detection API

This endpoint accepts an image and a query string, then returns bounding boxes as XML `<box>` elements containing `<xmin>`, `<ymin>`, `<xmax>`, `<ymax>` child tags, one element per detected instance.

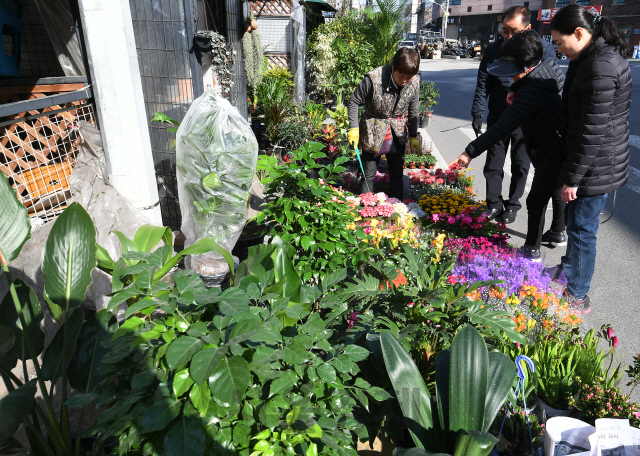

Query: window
<box><xmin>618</xmin><ymin>25</ymin><xmax>631</xmax><ymax>42</ymax></box>
<box><xmin>467</xmin><ymin>6</ymin><xmax>472</xmax><ymax>11</ymax></box>
<box><xmin>487</xmin><ymin>5</ymin><xmax>492</xmax><ymax>10</ymax></box>
<box><xmin>450</xmin><ymin>0</ymin><xmax>461</xmax><ymax>4</ymax></box>
<box><xmin>555</xmin><ymin>0</ymin><xmax>569</xmax><ymax>6</ymax></box>
<box><xmin>575</xmin><ymin>0</ymin><xmax>589</xmax><ymax>4</ymax></box>
<box><xmin>612</xmin><ymin>0</ymin><xmax>625</xmax><ymax>3</ymax></box>
<box><xmin>523</xmin><ymin>1</ymin><xmax>529</xmax><ymax>5</ymax></box>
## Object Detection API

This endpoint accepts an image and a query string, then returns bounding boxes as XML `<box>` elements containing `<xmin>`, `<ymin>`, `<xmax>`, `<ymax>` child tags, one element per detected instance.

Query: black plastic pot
<box><xmin>233</xmin><ymin>235</ymin><xmax>265</xmax><ymax>263</ymax></box>
<box><xmin>193</xmin><ymin>35</ymin><xmax>213</xmax><ymax>52</ymax></box>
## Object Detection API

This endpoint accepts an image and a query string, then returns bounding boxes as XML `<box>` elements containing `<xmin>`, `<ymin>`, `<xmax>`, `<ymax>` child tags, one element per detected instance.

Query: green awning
<box><xmin>304</xmin><ymin>0</ymin><xmax>338</xmax><ymax>13</ymax></box>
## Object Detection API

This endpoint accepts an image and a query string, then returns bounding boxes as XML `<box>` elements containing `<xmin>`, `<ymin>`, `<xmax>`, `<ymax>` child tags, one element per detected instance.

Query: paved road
<box><xmin>418</xmin><ymin>57</ymin><xmax>640</xmax><ymax>398</ymax></box>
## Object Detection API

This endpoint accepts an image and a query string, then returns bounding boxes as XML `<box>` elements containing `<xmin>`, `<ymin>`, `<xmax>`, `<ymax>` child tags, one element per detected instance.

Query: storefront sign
<box><xmin>538</xmin><ymin>5</ymin><xmax>602</xmax><ymax>22</ymax></box>
<box><xmin>634</xmin><ymin>29</ymin><xmax>640</xmax><ymax>35</ymax></box>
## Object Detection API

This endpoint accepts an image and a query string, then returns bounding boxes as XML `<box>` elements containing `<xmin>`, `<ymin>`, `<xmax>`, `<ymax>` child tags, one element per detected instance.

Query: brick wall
<box><xmin>537</xmin><ymin>0</ymin><xmax>640</xmax><ymax>53</ymax></box>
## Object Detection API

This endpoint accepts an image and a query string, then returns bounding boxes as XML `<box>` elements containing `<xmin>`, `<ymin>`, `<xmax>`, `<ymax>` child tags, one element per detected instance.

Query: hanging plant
<box><xmin>197</xmin><ymin>30</ymin><xmax>235</xmax><ymax>98</ymax></box>
<box><xmin>243</xmin><ymin>30</ymin><xmax>264</xmax><ymax>111</ymax></box>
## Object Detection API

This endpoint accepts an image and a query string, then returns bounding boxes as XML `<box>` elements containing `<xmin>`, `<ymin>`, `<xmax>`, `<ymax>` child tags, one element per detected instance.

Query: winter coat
<box><xmin>472</xmin><ymin>35</ymin><xmax>558</xmax><ymax>122</ymax></box>
<box><xmin>466</xmin><ymin>57</ymin><xmax>566</xmax><ymax>190</ymax></box>
<box><xmin>559</xmin><ymin>37</ymin><xmax>631</xmax><ymax>196</ymax></box>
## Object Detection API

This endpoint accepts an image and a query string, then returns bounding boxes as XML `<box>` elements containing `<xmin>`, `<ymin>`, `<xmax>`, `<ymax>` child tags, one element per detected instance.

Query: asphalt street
<box><xmin>418</xmin><ymin>56</ymin><xmax>640</xmax><ymax>398</ymax></box>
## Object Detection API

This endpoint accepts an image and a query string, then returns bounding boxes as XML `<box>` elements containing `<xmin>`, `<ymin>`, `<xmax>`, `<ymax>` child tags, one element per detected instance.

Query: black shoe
<box><xmin>519</xmin><ymin>245</ymin><xmax>541</xmax><ymax>262</ymax></box>
<box><xmin>500</xmin><ymin>209</ymin><xmax>517</xmax><ymax>224</ymax></box>
<box><xmin>563</xmin><ymin>291</ymin><xmax>591</xmax><ymax>314</ymax></box>
<box><xmin>541</xmin><ymin>230</ymin><xmax>567</xmax><ymax>246</ymax></box>
<box><xmin>484</xmin><ymin>208</ymin><xmax>502</xmax><ymax>222</ymax></box>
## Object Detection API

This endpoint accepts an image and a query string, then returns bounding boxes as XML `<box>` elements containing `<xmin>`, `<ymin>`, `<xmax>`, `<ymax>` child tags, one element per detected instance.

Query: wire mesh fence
<box><xmin>0</xmin><ymin>102</ymin><xmax>95</xmax><ymax>225</ymax></box>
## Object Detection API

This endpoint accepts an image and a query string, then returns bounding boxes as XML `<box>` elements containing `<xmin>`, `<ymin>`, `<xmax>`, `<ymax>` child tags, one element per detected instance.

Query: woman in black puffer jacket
<box><xmin>551</xmin><ymin>4</ymin><xmax>631</xmax><ymax>313</ymax></box>
<box><xmin>449</xmin><ymin>30</ymin><xmax>567</xmax><ymax>261</ymax></box>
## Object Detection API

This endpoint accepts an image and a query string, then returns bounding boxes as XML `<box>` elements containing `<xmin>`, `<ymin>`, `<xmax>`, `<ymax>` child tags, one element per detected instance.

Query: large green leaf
<box><xmin>435</xmin><ymin>349</ymin><xmax>454</xmax><ymax>453</ymax></box>
<box><xmin>141</xmin><ymin>397</ymin><xmax>182</xmax><ymax>433</ymax></box>
<box><xmin>482</xmin><ymin>352</ymin><xmax>516</xmax><ymax>432</ymax></box>
<box><xmin>190</xmin><ymin>346</ymin><xmax>228</xmax><ymax>385</ymax></box>
<box><xmin>0</xmin><ymin>325</ymin><xmax>14</xmax><ymax>355</ymax></box>
<box><xmin>466</xmin><ymin>303</ymin><xmax>527</xmax><ymax>345</ymax></box>
<box><xmin>452</xmin><ymin>430</ymin><xmax>498</xmax><ymax>456</ymax></box>
<box><xmin>0</xmin><ymin>380</ymin><xmax>37</xmax><ymax>443</ymax></box>
<box><xmin>380</xmin><ymin>332</ymin><xmax>432</xmax><ymax>449</ymax></box>
<box><xmin>41</xmin><ymin>309</ymin><xmax>84</xmax><ymax>383</ymax></box>
<box><xmin>0</xmin><ymin>171</ymin><xmax>31</xmax><ymax>264</ymax></box>
<box><xmin>165</xmin><ymin>336</ymin><xmax>204</xmax><ymax>371</ymax></box>
<box><xmin>448</xmin><ymin>326</ymin><xmax>488</xmax><ymax>433</ymax></box>
<box><xmin>393</xmin><ymin>450</ymin><xmax>449</xmax><ymax>456</ymax></box>
<box><xmin>163</xmin><ymin>418</ymin><xmax>206</xmax><ymax>456</ymax></box>
<box><xmin>208</xmin><ymin>356</ymin><xmax>251</xmax><ymax>406</ymax></box>
<box><xmin>42</xmin><ymin>202</ymin><xmax>97</xmax><ymax>315</ymax></box>
<box><xmin>133</xmin><ymin>225</ymin><xmax>172</xmax><ymax>255</ymax></box>
<box><xmin>67</xmin><ymin>309</ymin><xmax>119</xmax><ymax>393</ymax></box>
<box><xmin>234</xmin><ymin>245</ymin><xmax>276</xmax><ymax>284</ymax></box>
<box><xmin>0</xmin><ymin>279</ymin><xmax>45</xmax><ymax>360</ymax></box>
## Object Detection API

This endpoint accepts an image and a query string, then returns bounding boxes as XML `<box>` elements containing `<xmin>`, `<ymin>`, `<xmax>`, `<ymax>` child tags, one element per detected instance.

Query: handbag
<box><xmin>373</xmin><ymin>127</ymin><xmax>396</xmax><ymax>158</ymax></box>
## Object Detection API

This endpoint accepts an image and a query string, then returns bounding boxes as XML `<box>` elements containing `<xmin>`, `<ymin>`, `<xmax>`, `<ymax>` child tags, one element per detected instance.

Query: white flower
<box><xmin>375</xmin><ymin>192</ymin><xmax>387</xmax><ymax>203</ymax></box>
<box><xmin>408</xmin><ymin>207</ymin><xmax>425</xmax><ymax>218</ymax></box>
<box><xmin>408</xmin><ymin>203</ymin><xmax>422</xmax><ymax>211</ymax></box>
<box><xmin>393</xmin><ymin>203</ymin><xmax>408</xmax><ymax>214</ymax></box>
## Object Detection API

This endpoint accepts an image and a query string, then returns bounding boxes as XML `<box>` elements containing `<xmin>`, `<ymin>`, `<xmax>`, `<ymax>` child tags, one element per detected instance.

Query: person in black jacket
<box><xmin>472</xmin><ymin>6</ymin><xmax>536</xmax><ymax>224</ymax></box>
<box><xmin>450</xmin><ymin>30</ymin><xmax>567</xmax><ymax>262</ymax></box>
<box><xmin>550</xmin><ymin>5</ymin><xmax>631</xmax><ymax>313</ymax></box>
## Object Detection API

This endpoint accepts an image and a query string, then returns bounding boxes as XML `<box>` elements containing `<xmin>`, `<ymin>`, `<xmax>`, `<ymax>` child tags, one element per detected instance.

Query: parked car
<box><xmin>399</xmin><ymin>40</ymin><xmax>420</xmax><ymax>55</ymax></box>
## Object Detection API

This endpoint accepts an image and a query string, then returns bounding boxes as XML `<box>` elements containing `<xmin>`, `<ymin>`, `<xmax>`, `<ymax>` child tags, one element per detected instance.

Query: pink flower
<box><xmin>408</xmin><ymin>302</ymin><xmax>415</xmax><ymax>307</ymax></box>
<box><xmin>607</xmin><ymin>327</ymin><xmax>615</xmax><ymax>339</ymax></box>
<box><xmin>516</xmin><ymin>342</ymin><xmax>521</xmax><ymax>348</ymax></box>
<box><xmin>447</xmin><ymin>216</ymin><xmax>456</xmax><ymax>224</ymax></box>
<box><xmin>612</xmin><ymin>336</ymin><xmax>619</xmax><ymax>347</ymax></box>
<box><xmin>633</xmin><ymin>412</ymin><xmax>640</xmax><ymax>419</ymax></box>
<box><xmin>432</xmin><ymin>214</ymin><xmax>440</xmax><ymax>222</ymax></box>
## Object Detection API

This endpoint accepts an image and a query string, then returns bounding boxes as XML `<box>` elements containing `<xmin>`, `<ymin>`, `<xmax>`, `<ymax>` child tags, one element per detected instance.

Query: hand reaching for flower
<box><xmin>448</xmin><ymin>152</ymin><xmax>472</xmax><ymax>169</ymax></box>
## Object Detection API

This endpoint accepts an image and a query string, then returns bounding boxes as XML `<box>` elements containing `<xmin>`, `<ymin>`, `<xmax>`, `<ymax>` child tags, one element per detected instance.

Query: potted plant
<box><xmin>419</xmin><ymin>81</ymin><xmax>439</xmax><ymax>128</ymax></box>
<box><xmin>405</xmin><ymin>153</ymin><xmax>418</xmax><ymax>169</ymax></box>
<box><xmin>416</xmin><ymin>154</ymin><xmax>426</xmax><ymax>169</ymax></box>
<box><xmin>380</xmin><ymin>325</ymin><xmax>517</xmax><ymax>456</ymax></box>
<box><xmin>424</xmin><ymin>153</ymin><xmax>437</xmax><ymax>169</ymax></box>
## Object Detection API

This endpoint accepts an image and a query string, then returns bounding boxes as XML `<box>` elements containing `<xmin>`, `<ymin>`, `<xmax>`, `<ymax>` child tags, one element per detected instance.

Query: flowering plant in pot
<box><xmin>424</xmin><ymin>153</ymin><xmax>437</xmax><ymax>169</ymax></box>
<box><xmin>405</xmin><ymin>153</ymin><xmax>420</xmax><ymax>168</ymax></box>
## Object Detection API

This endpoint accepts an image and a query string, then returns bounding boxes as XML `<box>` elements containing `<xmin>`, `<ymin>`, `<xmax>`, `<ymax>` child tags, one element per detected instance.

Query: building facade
<box><xmin>537</xmin><ymin>0</ymin><xmax>640</xmax><ymax>53</ymax></box>
<box><xmin>424</xmin><ymin>0</ymin><xmax>543</xmax><ymax>43</ymax></box>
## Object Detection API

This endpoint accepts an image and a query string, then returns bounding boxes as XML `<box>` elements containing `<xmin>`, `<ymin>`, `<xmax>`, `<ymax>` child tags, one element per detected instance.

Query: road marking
<box><xmin>629</xmin><ymin>135</ymin><xmax>640</xmax><ymax>149</ymax></box>
<box><xmin>626</xmin><ymin>167</ymin><xmax>640</xmax><ymax>195</ymax></box>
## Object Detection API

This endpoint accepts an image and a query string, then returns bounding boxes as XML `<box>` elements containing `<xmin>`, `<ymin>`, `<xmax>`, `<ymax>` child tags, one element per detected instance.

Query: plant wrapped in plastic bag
<box><xmin>176</xmin><ymin>89</ymin><xmax>258</xmax><ymax>276</ymax></box>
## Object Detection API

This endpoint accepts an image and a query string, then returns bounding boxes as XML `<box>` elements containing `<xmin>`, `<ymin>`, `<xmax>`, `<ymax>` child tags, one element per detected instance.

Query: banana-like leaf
<box><xmin>380</xmin><ymin>332</ymin><xmax>432</xmax><ymax>448</ymax></box>
<box><xmin>154</xmin><ymin>238</ymin><xmax>235</xmax><ymax>283</ymax></box>
<box><xmin>42</xmin><ymin>202</ymin><xmax>97</xmax><ymax>314</ymax></box>
<box><xmin>0</xmin><ymin>325</ymin><xmax>14</xmax><ymax>355</ymax></box>
<box><xmin>96</xmin><ymin>244</ymin><xmax>115</xmax><ymax>270</ymax></box>
<box><xmin>448</xmin><ymin>326</ymin><xmax>488</xmax><ymax>433</ymax></box>
<box><xmin>0</xmin><ymin>380</ymin><xmax>37</xmax><ymax>443</ymax></box>
<box><xmin>482</xmin><ymin>352</ymin><xmax>516</xmax><ymax>432</ymax></box>
<box><xmin>436</xmin><ymin>349</ymin><xmax>455</xmax><ymax>453</ymax></box>
<box><xmin>133</xmin><ymin>225</ymin><xmax>173</xmax><ymax>257</ymax></box>
<box><xmin>452</xmin><ymin>430</ymin><xmax>498</xmax><ymax>456</ymax></box>
<box><xmin>0</xmin><ymin>279</ymin><xmax>45</xmax><ymax>360</ymax></box>
<box><xmin>67</xmin><ymin>309</ymin><xmax>119</xmax><ymax>393</ymax></box>
<box><xmin>41</xmin><ymin>309</ymin><xmax>84</xmax><ymax>383</ymax></box>
<box><xmin>0</xmin><ymin>171</ymin><xmax>31</xmax><ymax>264</ymax></box>
<box><xmin>234</xmin><ymin>244</ymin><xmax>276</xmax><ymax>283</ymax></box>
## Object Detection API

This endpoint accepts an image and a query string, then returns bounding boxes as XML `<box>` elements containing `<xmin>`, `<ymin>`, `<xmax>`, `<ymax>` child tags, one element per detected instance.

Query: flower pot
<box><xmin>409</xmin><ymin>162</ymin><xmax>416</xmax><ymax>169</ymax></box>
<box><xmin>251</xmin><ymin>19</ymin><xmax>258</xmax><ymax>30</ymax></box>
<box><xmin>427</xmin><ymin>164</ymin><xmax>435</xmax><ymax>169</ymax></box>
<box><xmin>537</xmin><ymin>397</ymin><xmax>572</xmax><ymax>423</ymax></box>
<box><xmin>194</xmin><ymin>35</ymin><xmax>213</xmax><ymax>52</ymax></box>
<box><xmin>420</xmin><ymin>116</ymin><xmax>430</xmax><ymax>128</ymax></box>
<box><xmin>419</xmin><ymin>162</ymin><xmax>426</xmax><ymax>169</ymax></box>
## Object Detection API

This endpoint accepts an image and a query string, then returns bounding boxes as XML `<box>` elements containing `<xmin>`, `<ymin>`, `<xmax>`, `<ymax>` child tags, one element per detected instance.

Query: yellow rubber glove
<box><xmin>347</xmin><ymin>128</ymin><xmax>359</xmax><ymax>147</ymax></box>
<box><xmin>409</xmin><ymin>137</ymin><xmax>422</xmax><ymax>156</ymax></box>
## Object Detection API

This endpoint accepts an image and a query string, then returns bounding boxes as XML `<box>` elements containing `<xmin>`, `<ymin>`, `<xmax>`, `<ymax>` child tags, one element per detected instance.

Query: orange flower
<box><xmin>392</xmin><ymin>271</ymin><xmax>407</xmax><ymax>287</ymax></box>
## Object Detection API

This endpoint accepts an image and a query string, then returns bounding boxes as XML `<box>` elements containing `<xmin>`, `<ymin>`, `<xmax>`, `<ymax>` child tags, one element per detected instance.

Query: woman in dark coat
<box><xmin>549</xmin><ymin>5</ymin><xmax>631</xmax><ymax>313</ymax></box>
<box><xmin>449</xmin><ymin>30</ymin><xmax>567</xmax><ymax>261</ymax></box>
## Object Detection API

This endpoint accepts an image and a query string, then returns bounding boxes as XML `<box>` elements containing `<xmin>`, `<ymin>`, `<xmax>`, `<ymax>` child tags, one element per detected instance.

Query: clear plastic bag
<box><xmin>70</xmin><ymin>122</ymin><xmax>150</xmax><ymax>261</ymax></box>
<box><xmin>176</xmin><ymin>90</ymin><xmax>258</xmax><ymax>276</ymax></box>
<box><xmin>291</xmin><ymin>4</ymin><xmax>306</xmax><ymax>106</ymax></box>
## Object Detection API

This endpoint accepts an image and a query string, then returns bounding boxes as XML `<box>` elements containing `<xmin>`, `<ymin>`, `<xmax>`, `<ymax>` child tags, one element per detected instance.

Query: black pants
<box><xmin>483</xmin><ymin>121</ymin><xmax>530</xmax><ymax>212</ymax></box>
<box><xmin>360</xmin><ymin>134</ymin><xmax>404</xmax><ymax>200</ymax></box>
<box><xmin>525</xmin><ymin>186</ymin><xmax>566</xmax><ymax>249</ymax></box>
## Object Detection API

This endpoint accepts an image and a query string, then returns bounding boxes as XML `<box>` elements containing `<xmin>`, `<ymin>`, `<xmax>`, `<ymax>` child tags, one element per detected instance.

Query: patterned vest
<box><xmin>360</xmin><ymin>64</ymin><xmax>419</xmax><ymax>153</ymax></box>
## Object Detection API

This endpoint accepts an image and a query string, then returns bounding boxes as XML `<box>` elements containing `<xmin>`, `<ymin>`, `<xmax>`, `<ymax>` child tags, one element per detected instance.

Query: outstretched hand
<box><xmin>448</xmin><ymin>152</ymin><xmax>472</xmax><ymax>169</ymax></box>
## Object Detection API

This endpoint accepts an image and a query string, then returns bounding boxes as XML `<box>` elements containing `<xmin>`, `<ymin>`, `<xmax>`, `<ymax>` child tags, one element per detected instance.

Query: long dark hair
<box><xmin>551</xmin><ymin>4</ymin><xmax>630</xmax><ymax>58</ymax></box>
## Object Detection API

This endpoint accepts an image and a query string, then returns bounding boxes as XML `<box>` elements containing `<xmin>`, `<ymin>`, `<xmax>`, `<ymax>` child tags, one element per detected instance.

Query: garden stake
<box><xmin>498</xmin><ymin>355</ymin><xmax>540</xmax><ymax>456</ymax></box>
<box><xmin>354</xmin><ymin>145</ymin><xmax>371</xmax><ymax>193</ymax></box>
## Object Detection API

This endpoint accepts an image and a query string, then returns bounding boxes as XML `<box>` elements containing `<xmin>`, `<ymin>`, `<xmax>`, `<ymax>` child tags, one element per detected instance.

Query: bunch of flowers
<box><xmin>452</xmin><ymin>255</ymin><xmax>583</xmax><ymax>337</ymax></box>
<box><xmin>408</xmin><ymin>165</ymin><xmax>474</xmax><ymax>196</ymax></box>
<box><xmin>569</xmin><ymin>378</ymin><xmax>640</xmax><ymax>427</ymax></box>
<box><xmin>444</xmin><ymin>234</ymin><xmax>511</xmax><ymax>262</ymax></box>
<box><xmin>418</xmin><ymin>190</ymin><xmax>479</xmax><ymax>216</ymax></box>
<box><xmin>374</xmin><ymin>170</ymin><xmax>390</xmax><ymax>192</ymax></box>
<box><xmin>347</xmin><ymin>192</ymin><xmax>421</xmax><ymax>248</ymax></box>
<box><xmin>341</xmin><ymin>170</ymin><xmax>359</xmax><ymax>193</ymax></box>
